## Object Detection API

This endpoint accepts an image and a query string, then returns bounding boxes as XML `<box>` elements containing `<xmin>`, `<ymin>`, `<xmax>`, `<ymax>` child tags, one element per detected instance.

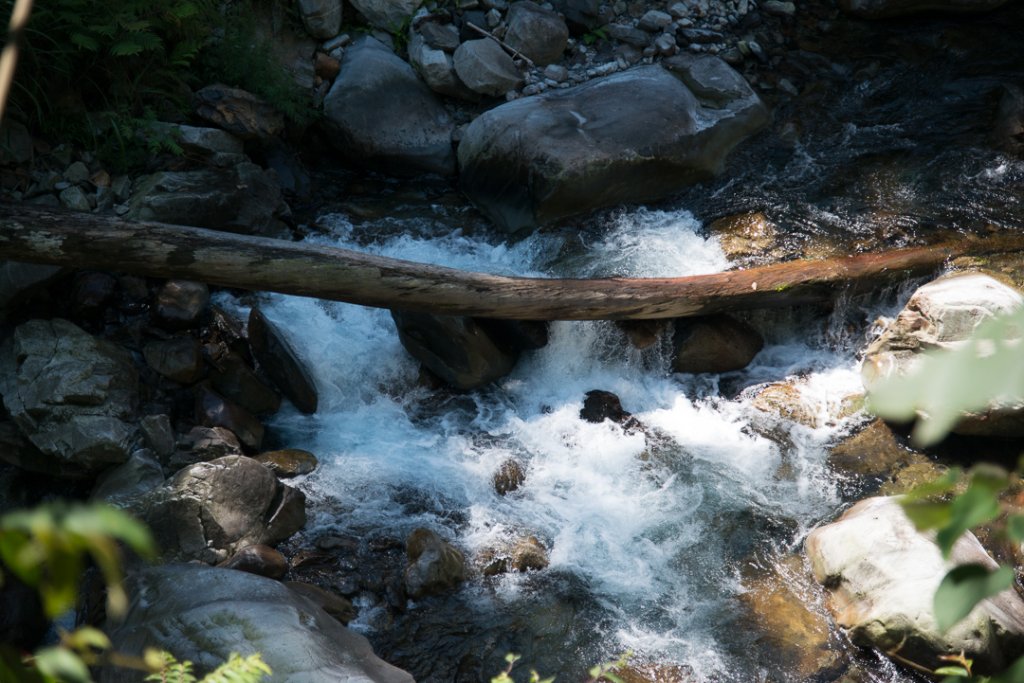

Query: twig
<box><xmin>466</xmin><ymin>21</ymin><xmax>535</xmax><ymax>68</ymax></box>
<box><xmin>0</xmin><ymin>0</ymin><xmax>33</xmax><ymax>123</ymax></box>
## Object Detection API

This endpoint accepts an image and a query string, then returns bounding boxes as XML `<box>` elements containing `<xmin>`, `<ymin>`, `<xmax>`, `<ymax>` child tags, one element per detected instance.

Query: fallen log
<box><xmin>0</xmin><ymin>203</ymin><xmax>1022</xmax><ymax>320</ymax></box>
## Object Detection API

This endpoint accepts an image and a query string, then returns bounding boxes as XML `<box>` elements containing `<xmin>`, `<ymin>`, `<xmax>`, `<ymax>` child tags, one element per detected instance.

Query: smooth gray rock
<box><xmin>418</xmin><ymin>21</ymin><xmax>461</xmax><ymax>51</ymax></box>
<box><xmin>350</xmin><ymin>0</ymin><xmax>422</xmax><ymax>29</ymax></box>
<box><xmin>862</xmin><ymin>272</ymin><xmax>1024</xmax><ymax>438</ymax></box>
<box><xmin>299</xmin><ymin>0</ymin><xmax>343</xmax><ymax>39</ymax></box>
<box><xmin>135</xmin><ymin>455</ymin><xmax>305</xmax><ymax>564</ymax></box>
<box><xmin>409</xmin><ymin>32</ymin><xmax>476</xmax><ymax>100</ymax></box>
<box><xmin>606</xmin><ymin>23</ymin><xmax>651</xmax><ymax>47</ymax></box>
<box><xmin>90</xmin><ymin>449</ymin><xmax>165</xmax><ymax>507</ymax></box>
<box><xmin>59</xmin><ymin>185</ymin><xmax>91</xmax><ymax>211</ymax></box>
<box><xmin>146</xmin><ymin>122</ymin><xmax>243</xmax><ymax>156</ymax></box>
<box><xmin>391</xmin><ymin>310</ymin><xmax>519</xmax><ymax>390</ymax></box>
<box><xmin>638</xmin><ymin>8</ymin><xmax>673</xmax><ymax>30</ymax></box>
<box><xmin>127</xmin><ymin>164</ymin><xmax>289</xmax><ymax>237</ymax></box>
<box><xmin>807</xmin><ymin>497</ymin><xmax>1024</xmax><ymax>672</ymax></box>
<box><xmin>840</xmin><ymin>0</ymin><xmax>1008</xmax><ymax>16</ymax></box>
<box><xmin>453</xmin><ymin>39</ymin><xmax>524</xmax><ymax>97</ymax></box>
<box><xmin>139</xmin><ymin>414</ymin><xmax>175</xmax><ymax>458</ymax></box>
<box><xmin>0</xmin><ymin>319</ymin><xmax>138</xmax><ymax>473</ymax></box>
<box><xmin>458</xmin><ymin>61</ymin><xmax>768</xmax><ymax>233</ymax></box>
<box><xmin>504</xmin><ymin>2</ymin><xmax>569</xmax><ymax>65</ymax></box>
<box><xmin>248</xmin><ymin>307</ymin><xmax>318</xmax><ymax>414</ymax></box>
<box><xmin>100</xmin><ymin>564</ymin><xmax>415</xmax><ymax>683</ymax></box>
<box><xmin>324</xmin><ymin>37</ymin><xmax>455</xmax><ymax>176</ymax></box>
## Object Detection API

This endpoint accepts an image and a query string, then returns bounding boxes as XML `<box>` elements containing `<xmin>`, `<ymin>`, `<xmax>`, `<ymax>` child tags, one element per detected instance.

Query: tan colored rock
<box><xmin>708</xmin><ymin>211</ymin><xmax>779</xmax><ymax>263</ymax></box>
<box><xmin>481</xmin><ymin>535</ymin><xmax>550</xmax><ymax>575</ymax></box>
<box><xmin>828</xmin><ymin>419</ymin><xmax>922</xmax><ymax>478</ymax></box>
<box><xmin>750</xmin><ymin>381</ymin><xmax>819</xmax><ymax>428</ymax></box>
<box><xmin>255</xmin><ymin>449</ymin><xmax>319</xmax><ymax>477</ymax></box>
<box><xmin>493</xmin><ymin>458</ymin><xmax>525</xmax><ymax>495</ymax></box>
<box><xmin>405</xmin><ymin>528</ymin><xmax>466</xmax><ymax>598</ymax></box>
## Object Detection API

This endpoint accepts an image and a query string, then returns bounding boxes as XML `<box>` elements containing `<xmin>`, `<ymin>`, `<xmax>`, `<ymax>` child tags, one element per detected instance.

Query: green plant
<box><xmin>491</xmin><ymin>651</ymin><xmax>632</xmax><ymax>683</ymax></box>
<box><xmin>581</xmin><ymin>27</ymin><xmax>608</xmax><ymax>46</ymax></box>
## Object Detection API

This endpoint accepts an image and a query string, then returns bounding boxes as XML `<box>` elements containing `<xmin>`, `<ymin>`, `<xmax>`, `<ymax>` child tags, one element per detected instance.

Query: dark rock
<box><xmin>349</xmin><ymin>0</ymin><xmax>422</xmax><ymax>29</ymax></box>
<box><xmin>193</xmin><ymin>85</ymin><xmax>286</xmax><ymax>141</ymax></box>
<box><xmin>139</xmin><ymin>414</ymin><xmax>175</xmax><ymax>458</ymax></box>
<box><xmin>153</xmin><ymin>280</ymin><xmax>209</xmax><ymax>330</ymax></box>
<box><xmin>135</xmin><ymin>455</ymin><xmax>305</xmax><ymax>564</ymax></box>
<box><xmin>255</xmin><ymin>449</ymin><xmax>319</xmax><ymax>477</ymax></box>
<box><xmin>0</xmin><ymin>319</ymin><xmax>138</xmax><ymax>473</ymax></box>
<box><xmin>0</xmin><ymin>120</ymin><xmax>33</xmax><ymax>166</ymax></box>
<box><xmin>248</xmin><ymin>307</ymin><xmax>319</xmax><ymax>414</ymax></box>
<box><xmin>179</xmin><ymin>426</ymin><xmax>244</xmax><ymax>463</ymax></box>
<box><xmin>482</xmin><ymin>535</ymin><xmax>549</xmax><ymax>575</ymax></box>
<box><xmin>71</xmin><ymin>272</ymin><xmax>117</xmax><ymax>320</ymax></box>
<box><xmin>453</xmin><ymin>39</ymin><xmax>524</xmax><ymax>97</ymax></box>
<box><xmin>419</xmin><ymin>21</ymin><xmax>461</xmax><ymax>51</ymax></box>
<box><xmin>458</xmin><ymin>61</ymin><xmax>768</xmax><ymax>233</ymax></box>
<box><xmin>840</xmin><ymin>0</ymin><xmax>1008</xmax><ymax>17</ymax></box>
<box><xmin>298</xmin><ymin>0</ymin><xmax>343</xmax><ymax>39</ymax></box>
<box><xmin>994</xmin><ymin>84</ymin><xmax>1024</xmax><ymax>154</ymax></box>
<box><xmin>405</xmin><ymin>528</ymin><xmax>466</xmax><ymax>598</ymax></box>
<box><xmin>286</xmin><ymin>581</ymin><xmax>357</xmax><ymax>624</ymax></box>
<box><xmin>127</xmin><ymin>163</ymin><xmax>289</xmax><ymax>237</ymax></box>
<box><xmin>146</xmin><ymin>122</ymin><xmax>245</xmax><ymax>165</ymax></box>
<box><xmin>0</xmin><ymin>568</ymin><xmax>46</xmax><ymax>651</ymax></box>
<box><xmin>827</xmin><ymin>419</ymin><xmax>924</xmax><ymax>479</ymax></box>
<box><xmin>390</xmin><ymin>310</ymin><xmax>518</xmax><ymax>390</ymax></box>
<box><xmin>550</xmin><ymin>0</ymin><xmax>604</xmax><ymax>33</ymax></box>
<box><xmin>196</xmin><ymin>384</ymin><xmax>265</xmax><ymax>451</ymax></box>
<box><xmin>493</xmin><ymin>458</ymin><xmax>525</xmax><ymax>495</ymax></box>
<box><xmin>671</xmin><ymin>314</ymin><xmax>763</xmax><ymax>373</ymax></box>
<box><xmin>638</xmin><ymin>9</ymin><xmax>673</xmax><ymax>30</ymax></box>
<box><xmin>315</xmin><ymin>51</ymin><xmax>341</xmax><ymax>81</ymax></box>
<box><xmin>580</xmin><ymin>390</ymin><xmax>631</xmax><ymax>424</ymax></box>
<box><xmin>474</xmin><ymin>318</ymin><xmax>549</xmax><ymax>353</ymax></box>
<box><xmin>409</xmin><ymin>33</ymin><xmax>478</xmax><ymax>100</ymax></box>
<box><xmin>100</xmin><ymin>564</ymin><xmax>415</xmax><ymax>682</ymax></box>
<box><xmin>90</xmin><ymin>449</ymin><xmax>165</xmax><ymax>507</ymax></box>
<box><xmin>323</xmin><ymin>37</ymin><xmax>455</xmax><ymax>176</ymax></box>
<box><xmin>606</xmin><ymin>23</ymin><xmax>651</xmax><ymax>47</ymax></box>
<box><xmin>0</xmin><ymin>261</ymin><xmax>62</xmax><ymax>321</ymax></box>
<box><xmin>208</xmin><ymin>350</ymin><xmax>281</xmax><ymax>415</ymax></box>
<box><xmin>0</xmin><ymin>420</ymin><xmax>89</xmax><ymax>478</ymax></box>
<box><xmin>616</xmin><ymin>320</ymin><xmax>669</xmax><ymax>350</ymax></box>
<box><xmin>504</xmin><ymin>2</ymin><xmax>569</xmax><ymax>65</ymax></box>
<box><xmin>218</xmin><ymin>544</ymin><xmax>289</xmax><ymax>579</ymax></box>
<box><xmin>143</xmin><ymin>336</ymin><xmax>204</xmax><ymax>384</ymax></box>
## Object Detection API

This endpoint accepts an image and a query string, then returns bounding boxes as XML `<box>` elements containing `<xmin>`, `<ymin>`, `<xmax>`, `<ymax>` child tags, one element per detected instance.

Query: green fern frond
<box><xmin>199</xmin><ymin>653</ymin><xmax>272</xmax><ymax>683</ymax></box>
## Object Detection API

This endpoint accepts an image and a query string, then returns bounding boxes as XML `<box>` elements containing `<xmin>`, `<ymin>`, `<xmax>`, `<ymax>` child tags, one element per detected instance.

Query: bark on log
<box><xmin>1</xmin><ymin>203</ymin><xmax>1022</xmax><ymax>320</ymax></box>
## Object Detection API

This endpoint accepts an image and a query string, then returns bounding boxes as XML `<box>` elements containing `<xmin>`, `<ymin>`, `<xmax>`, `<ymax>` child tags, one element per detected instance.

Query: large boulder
<box><xmin>503</xmin><ymin>2</ymin><xmax>569</xmax><ymax>66</ymax></box>
<box><xmin>452</xmin><ymin>39</ymin><xmax>524</xmax><ymax>98</ymax></box>
<box><xmin>390</xmin><ymin>310</ymin><xmax>519</xmax><ymax>390</ymax></box>
<box><xmin>0</xmin><ymin>319</ymin><xmax>138</xmax><ymax>473</ymax></box>
<box><xmin>806</xmin><ymin>497</ymin><xmax>1024</xmax><ymax>672</ymax></box>
<box><xmin>298</xmin><ymin>0</ymin><xmax>342</xmax><ymax>39</ymax></box>
<box><xmin>458</xmin><ymin>58</ymin><xmax>768</xmax><ymax>233</ymax></box>
<box><xmin>127</xmin><ymin>163</ymin><xmax>289</xmax><ymax>237</ymax></box>
<box><xmin>100</xmin><ymin>564</ymin><xmax>415</xmax><ymax>683</ymax></box>
<box><xmin>409</xmin><ymin>32</ymin><xmax>476</xmax><ymax>100</ymax></box>
<box><xmin>323</xmin><ymin>37</ymin><xmax>455</xmax><ymax>176</ymax></box>
<box><xmin>135</xmin><ymin>455</ymin><xmax>305</xmax><ymax>564</ymax></box>
<box><xmin>862</xmin><ymin>272</ymin><xmax>1024</xmax><ymax>438</ymax></box>
<box><xmin>350</xmin><ymin>0</ymin><xmax>422</xmax><ymax>30</ymax></box>
<box><xmin>248</xmin><ymin>307</ymin><xmax>318</xmax><ymax>414</ymax></box>
<box><xmin>671</xmin><ymin>314</ymin><xmax>763</xmax><ymax>373</ymax></box>
<box><xmin>840</xmin><ymin>0</ymin><xmax>1008</xmax><ymax>17</ymax></box>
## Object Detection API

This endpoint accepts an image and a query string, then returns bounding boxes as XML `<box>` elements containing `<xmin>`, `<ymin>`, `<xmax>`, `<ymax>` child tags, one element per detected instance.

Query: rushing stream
<box><xmin>244</xmin><ymin>4</ymin><xmax>1024</xmax><ymax>681</ymax></box>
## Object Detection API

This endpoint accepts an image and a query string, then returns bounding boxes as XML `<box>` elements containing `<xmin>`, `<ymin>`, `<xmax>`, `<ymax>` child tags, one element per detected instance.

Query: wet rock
<box><xmin>409</xmin><ymin>32</ymin><xmax>476</xmax><ymax>100</ymax></box>
<box><xmin>153</xmin><ymin>280</ymin><xmax>209</xmax><ymax>330</ymax></box>
<box><xmin>749</xmin><ymin>381</ymin><xmax>820</xmax><ymax>429</ymax></box>
<box><xmin>100</xmin><ymin>564</ymin><xmax>415</xmax><ymax>683</ymax></box>
<box><xmin>827</xmin><ymin>419</ymin><xmax>925</xmax><ymax>479</ymax></box>
<box><xmin>324</xmin><ymin>37</ymin><xmax>455</xmax><ymax>176</ymax></box>
<box><xmin>481</xmin><ymin>535</ymin><xmax>549</xmax><ymax>575</ymax></box>
<box><xmin>90</xmin><ymin>449</ymin><xmax>165</xmax><ymax>507</ymax></box>
<box><xmin>286</xmin><ymin>581</ymin><xmax>357</xmax><ymax>624</ymax></box>
<box><xmin>218</xmin><ymin>544</ymin><xmax>289</xmax><ymax>579</ymax></box>
<box><xmin>806</xmin><ymin>497</ymin><xmax>1024</xmax><ymax>672</ymax></box>
<box><xmin>208</xmin><ymin>350</ymin><xmax>281</xmax><ymax>415</ymax></box>
<box><xmin>0</xmin><ymin>261</ymin><xmax>62</xmax><ymax>321</ymax></box>
<box><xmin>127</xmin><ymin>163</ymin><xmax>288</xmax><ymax>237</ymax></box>
<box><xmin>350</xmin><ymin>0</ymin><xmax>422</xmax><ymax>29</ymax></box>
<box><xmin>474</xmin><ymin>318</ymin><xmax>549</xmax><ymax>353</ymax></box>
<box><xmin>493</xmin><ymin>458</ymin><xmax>526</xmax><ymax>495</ymax></box>
<box><xmin>146</xmin><ymin>122</ymin><xmax>244</xmax><ymax>165</ymax></box>
<box><xmin>453</xmin><ymin>39</ymin><xmax>524</xmax><ymax>97</ymax></box>
<box><xmin>580</xmin><ymin>389</ymin><xmax>632</xmax><ymax>425</ymax></box>
<box><xmin>140</xmin><ymin>414</ymin><xmax>175</xmax><ymax>458</ymax></box>
<box><xmin>504</xmin><ymin>2</ymin><xmax>569</xmax><ymax>65</ymax></box>
<box><xmin>0</xmin><ymin>319</ymin><xmax>138</xmax><ymax>473</ymax></box>
<box><xmin>458</xmin><ymin>61</ymin><xmax>767</xmax><ymax>233</ymax></box>
<box><xmin>616</xmin><ymin>320</ymin><xmax>670</xmax><ymax>350</ymax></box>
<box><xmin>248</xmin><ymin>307</ymin><xmax>319</xmax><ymax>414</ymax></box>
<box><xmin>878</xmin><ymin>460</ymin><xmax>950</xmax><ymax>496</ymax></box>
<box><xmin>708</xmin><ymin>211</ymin><xmax>779</xmax><ymax>263</ymax></box>
<box><xmin>391</xmin><ymin>310</ymin><xmax>518</xmax><ymax>390</ymax></box>
<box><xmin>404</xmin><ymin>528</ymin><xmax>466</xmax><ymax>598</ymax></box>
<box><xmin>993</xmin><ymin>84</ymin><xmax>1024</xmax><ymax>153</ymax></box>
<box><xmin>71</xmin><ymin>272</ymin><xmax>117</xmax><ymax>320</ymax></box>
<box><xmin>255</xmin><ymin>448</ymin><xmax>319</xmax><ymax>477</ymax></box>
<box><xmin>135</xmin><ymin>455</ymin><xmax>305</xmax><ymax>564</ymax></box>
<box><xmin>839</xmin><ymin>0</ymin><xmax>1008</xmax><ymax>17</ymax></box>
<box><xmin>862</xmin><ymin>273</ymin><xmax>1024</xmax><ymax>438</ymax></box>
<box><xmin>196</xmin><ymin>384</ymin><xmax>265</xmax><ymax>451</ymax></box>
<box><xmin>193</xmin><ymin>85</ymin><xmax>286</xmax><ymax>141</ymax></box>
<box><xmin>143</xmin><ymin>336</ymin><xmax>204</xmax><ymax>384</ymax></box>
<box><xmin>671</xmin><ymin>314</ymin><xmax>763</xmax><ymax>373</ymax></box>
<box><xmin>173</xmin><ymin>426</ymin><xmax>244</xmax><ymax>468</ymax></box>
<box><xmin>616</xmin><ymin>660</ymin><xmax>695</xmax><ymax>683</ymax></box>
<box><xmin>739</xmin><ymin>555</ymin><xmax>843</xmax><ymax>680</ymax></box>
<box><xmin>299</xmin><ymin>0</ymin><xmax>342</xmax><ymax>39</ymax></box>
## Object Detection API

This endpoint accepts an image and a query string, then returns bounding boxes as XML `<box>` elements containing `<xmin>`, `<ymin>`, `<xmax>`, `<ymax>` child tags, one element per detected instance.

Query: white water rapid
<box><xmin>242</xmin><ymin>205</ymin><xmax>909</xmax><ymax>682</ymax></box>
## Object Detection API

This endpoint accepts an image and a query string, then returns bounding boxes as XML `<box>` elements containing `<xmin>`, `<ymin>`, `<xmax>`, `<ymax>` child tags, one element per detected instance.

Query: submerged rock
<box><xmin>100</xmin><ymin>564</ymin><xmax>414</xmax><ymax>682</ymax></box>
<box><xmin>480</xmin><ymin>535</ymin><xmax>550</xmax><ymax>575</ymax></box>
<box><xmin>862</xmin><ymin>272</ymin><xmax>1024</xmax><ymax>438</ymax></box>
<box><xmin>404</xmin><ymin>528</ymin><xmax>466</xmax><ymax>598</ymax></box>
<box><xmin>458</xmin><ymin>59</ymin><xmax>767</xmax><ymax>233</ymax></box>
<box><xmin>806</xmin><ymin>496</ymin><xmax>1024</xmax><ymax>672</ymax></box>
<box><xmin>493</xmin><ymin>458</ymin><xmax>526</xmax><ymax>495</ymax></box>
<box><xmin>324</xmin><ymin>37</ymin><xmax>455</xmax><ymax>176</ymax></box>
<box><xmin>671</xmin><ymin>314</ymin><xmax>763</xmax><ymax>373</ymax></box>
<box><xmin>0</xmin><ymin>319</ymin><xmax>138</xmax><ymax>474</ymax></box>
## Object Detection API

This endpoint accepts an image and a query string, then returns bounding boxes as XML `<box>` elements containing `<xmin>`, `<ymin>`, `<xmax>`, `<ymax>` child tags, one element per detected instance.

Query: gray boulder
<box><xmin>127</xmin><ymin>163</ymin><xmax>289</xmax><ymax>237</ymax></box>
<box><xmin>840</xmin><ymin>0</ymin><xmax>1008</xmax><ymax>17</ymax></box>
<box><xmin>409</xmin><ymin>32</ymin><xmax>476</xmax><ymax>100</ymax></box>
<box><xmin>504</xmin><ymin>2</ymin><xmax>569</xmax><ymax>65</ymax></box>
<box><xmin>458</xmin><ymin>59</ymin><xmax>768</xmax><ymax>233</ymax></box>
<box><xmin>145</xmin><ymin>122</ymin><xmax>244</xmax><ymax>166</ymax></box>
<box><xmin>806</xmin><ymin>497</ymin><xmax>1024</xmax><ymax>672</ymax></box>
<box><xmin>90</xmin><ymin>449</ymin><xmax>165</xmax><ymax>508</ymax></box>
<box><xmin>453</xmin><ymin>39</ymin><xmax>524</xmax><ymax>97</ymax></box>
<box><xmin>248</xmin><ymin>307</ymin><xmax>318</xmax><ymax>414</ymax></box>
<box><xmin>391</xmin><ymin>310</ymin><xmax>519</xmax><ymax>390</ymax></box>
<box><xmin>135</xmin><ymin>455</ymin><xmax>305</xmax><ymax>564</ymax></box>
<box><xmin>0</xmin><ymin>319</ymin><xmax>138</xmax><ymax>473</ymax></box>
<box><xmin>298</xmin><ymin>0</ymin><xmax>342</xmax><ymax>39</ymax></box>
<box><xmin>350</xmin><ymin>0</ymin><xmax>422</xmax><ymax>29</ymax></box>
<box><xmin>324</xmin><ymin>37</ymin><xmax>455</xmax><ymax>176</ymax></box>
<box><xmin>862</xmin><ymin>272</ymin><xmax>1024</xmax><ymax>438</ymax></box>
<box><xmin>100</xmin><ymin>564</ymin><xmax>415</xmax><ymax>683</ymax></box>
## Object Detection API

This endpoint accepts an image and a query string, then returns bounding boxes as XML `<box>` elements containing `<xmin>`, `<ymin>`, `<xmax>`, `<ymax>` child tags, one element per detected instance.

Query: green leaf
<box><xmin>934</xmin><ymin>666</ymin><xmax>970</xmax><ymax>676</ymax></box>
<box><xmin>63</xmin><ymin>626</ymin><xmax>111</xmax><ymax>653</ymax></box>
<box><xmin>901</xmin><ymin>500</ymin><xmax>953</xmax><ymax>531</ymax></box>
<box><xmin>69</xmin><ymin>32</ymin><xmax>100</xmax><ymax>51</ymax></box>
<box><xmin>988</xmin><ymin>653</ymin><xmax>1024</xmax><ymax>683</ymax></box>
<box><xmin>934</xmin><ymin>564</ymin><xmax>1014</xmax><ymax>632</ymax></box>
<box><xmin>32</xmin><ymin>646</ymin><xmax>92</xmax><ymax>683</ymax></box>
<box><xmin>110</xmin><ymin>40</ymin><xmax>145</xmax><ymax>56</ymax></box>
<box><xmin>1007</xmin><ymin>514</ymin><xmax>1024</xmax><ymax>543</ymax></box>
<box><xmin>902</xmin><ymin>468</ymin><xmax>963</xmax><ymax>503</ymax></box>
<box><xmin>935</xmin><ymin>485</ymin><xmax>1001</xmax><ymax>557</ymax></box>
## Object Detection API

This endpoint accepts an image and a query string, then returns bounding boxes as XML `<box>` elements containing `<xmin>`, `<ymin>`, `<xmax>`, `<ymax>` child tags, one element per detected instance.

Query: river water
<box><xmin>252</xmin><ymin>5</ymin><xmax>1024</xmax><ymax>682</ymax></box>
